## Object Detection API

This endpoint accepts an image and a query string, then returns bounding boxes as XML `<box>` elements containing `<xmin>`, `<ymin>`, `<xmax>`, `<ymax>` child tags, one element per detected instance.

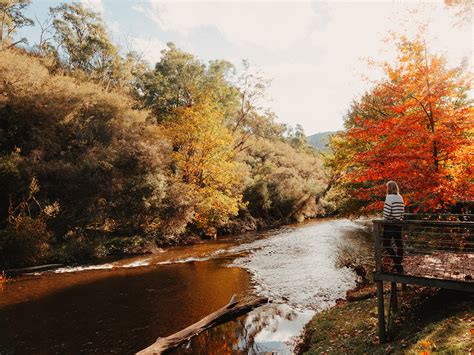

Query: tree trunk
<box><xmin>136</xmin><ymin>295</ymin><xmax>268</xmax><ymax>354</ymax></box>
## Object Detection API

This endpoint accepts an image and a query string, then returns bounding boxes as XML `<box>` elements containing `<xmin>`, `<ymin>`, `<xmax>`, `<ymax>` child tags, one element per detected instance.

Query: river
<box><xmin>0</xmin><ymin>218</ymin><xmax>371</xmax><ymax>354</ymax></box>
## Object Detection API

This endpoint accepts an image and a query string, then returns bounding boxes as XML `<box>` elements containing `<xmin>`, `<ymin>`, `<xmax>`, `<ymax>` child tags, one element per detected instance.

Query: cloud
<box><xmin>80</xmin><ymin>0</ymin><xmax>104</xmax><ymax>14</ymax></box>
<box><xmin>263</xmin><ymin>2</ymin><xmax>472</xmax><ymax>134</ymax></box>
<box><xmin>131</xmin><ymin>4</ymin><xmax>145</xmax><ymax>14</ymax></box>
<box><xmin>127</xmin><ymin>1</ymin><xmax>471</xmax><ymax>134</ymax></box>
<box><xmin>107</xmin><ymin>20</ymin><xmax>120</xmax><ymax>34</ymax></box>
<box><xmin>146</xmin><ymin>1</ymin><xmax>319</xmax><ymax>50</ymax></box>
<box><xmin>129</xmin><ymin>37</ymin><xmax>167</xmax><ymax>64</ymax></box>
<box><xmin>263</xmin><ymin>62</ymin><xmax>358</xmax><ymax>134</ymax></box>
<box><xmin>309</xmin><ymin>2</ymin><xmax>471</xmax><ymax>83</ymax></box>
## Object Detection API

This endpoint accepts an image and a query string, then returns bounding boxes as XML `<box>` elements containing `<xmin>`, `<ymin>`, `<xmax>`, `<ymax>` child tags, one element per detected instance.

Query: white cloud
<box><xmin>130</xmin><ymin>1</ymin><xmax>471</xmax><ymax>134</ymax></box>
<box><xmin>146</xmin><ymin>1</ymin><xmax>319</xmax><ymax>50</ymax></box>
<box><xmin>263</xmin><ymin>62</ymin><xmax>358</xmax><ymax>133</ymax></box>
<box><xmin>310</xmin><ymin>2</ymin><xmax>471</xmax><ymax>82</ymax></box>
<box><xmin>264</xmin><ymin>2</ymin><xmax>472</xmax><ymax>134</ymax></box>
<box><xmin>80</xmin><ymin>0</ymin><xmax>104</xmax><ymax>14</ymax></box>
<box><xmin>129</xmin><ymin>37</ymin><xmax>167</xmax><ymax>64</ymax></box>
<box><xmin>107</xmin><ymin>20</ymin><xmax>120</xmax><ymax>34</ymax></box>
<box><xmin>131</xmin><ymin>4</ymin><xmax>145</xmax><ymax>14</ymax></box>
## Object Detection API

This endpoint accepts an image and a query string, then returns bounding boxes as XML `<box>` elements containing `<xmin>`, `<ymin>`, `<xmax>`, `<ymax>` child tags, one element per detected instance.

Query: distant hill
<box><xmin>307</xmin><ymin>131</ymin><xmax>335</xmax><ymax>151</ymax></box>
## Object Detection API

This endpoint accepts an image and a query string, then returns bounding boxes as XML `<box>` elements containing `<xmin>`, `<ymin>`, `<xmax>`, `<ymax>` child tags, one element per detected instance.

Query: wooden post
<box><xmin>401</xmin><ymin>225</ymin><xmax>406</xmax><ymax>292</ymax></box>
<box><xmin>390</xmin><ymin>282</ymin><xmax>398</xmax><ymax>313</ymax></box>
<box><xmin>374</xmin><ymin>222</ymin><xmax>382</xmax><ymax>273</ymax></box>
<box><xmin>387</xmin><ymin>281</ymin><xmax>398</xmax><ymax>337</ymax></box>
<box><xmin>376</xmin><ymin>280</ymin><xmax>386</xmax><ymax>343</ymax></box>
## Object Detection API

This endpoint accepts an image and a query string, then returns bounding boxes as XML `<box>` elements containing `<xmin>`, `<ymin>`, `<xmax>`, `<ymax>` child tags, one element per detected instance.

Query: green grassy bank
<box><xmin>298</xmin><ymin>286</ymin><xmax>473</xmax><ymax>354</ymax></box>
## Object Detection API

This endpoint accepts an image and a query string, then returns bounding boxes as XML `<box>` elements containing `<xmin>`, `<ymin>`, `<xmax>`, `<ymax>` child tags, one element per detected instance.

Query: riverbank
<box><xmin>0</xmin><ymin>213</ymin><xmax>315</xmax><ymax>271</ymax></box>
<box><xmin>2</xmin><ymin>215</ymin><xmax>355</xmax><ymax>275</ymax></box>
<box><xmin>297</xmin><ymin>286</ymin><xmax>473</xmax><ymax>354</ymax></box>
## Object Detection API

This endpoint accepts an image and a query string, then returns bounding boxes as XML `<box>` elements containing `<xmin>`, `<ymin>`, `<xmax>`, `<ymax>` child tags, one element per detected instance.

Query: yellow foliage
<box><xmin>163</xmin><ymin>96</ymin><xmax>244</xmax><ymax>232</ymax></box>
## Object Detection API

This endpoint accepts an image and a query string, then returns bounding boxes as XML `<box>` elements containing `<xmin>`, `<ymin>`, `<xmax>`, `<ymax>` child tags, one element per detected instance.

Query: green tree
<box><xmin>0</xmin><ymin>49</ymin><xmax>176</xmax><ymax>263</ymax></box>
<box><xmin>232</xmin><ymin>61</ymin><xmax>274</xmax><ymax>151</ymax></box>
<box><xmin>241</xmin><ymin>135</ymin><xmax>326</xmax><ymax>222</ymax></box>
<box><xmin>0</xmin><ymin>0</ymin><xmax>33</xmax><ymax>49</ymax></box>
<box><xmin>50</xmin><ymin>2</ymin><xmax>127</xmax><ymax>88</ymax></box>
<box><xmin>139</xmin><ymin>43</ymin><xmax>239</xmax><ymax>122</ymax></box>
<box><xmin>286</xmin><ymin>124</ymin><xmax>309</xmax><ymax>150</ymax></box>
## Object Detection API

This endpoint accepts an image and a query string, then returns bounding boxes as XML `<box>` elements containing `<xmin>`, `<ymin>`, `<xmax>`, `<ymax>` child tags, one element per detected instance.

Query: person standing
<box><xmin>383</xmin><ymin>181</ymin><xmax>405</xmax><ymax>273</ymax></box>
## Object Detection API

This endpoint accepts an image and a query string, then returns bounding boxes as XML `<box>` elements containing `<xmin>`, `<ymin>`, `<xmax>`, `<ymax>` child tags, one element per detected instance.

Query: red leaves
<box><xmin>335</xmin><ymin>37</ymin><xmax>472</xmax><ymax>212</ymax></box>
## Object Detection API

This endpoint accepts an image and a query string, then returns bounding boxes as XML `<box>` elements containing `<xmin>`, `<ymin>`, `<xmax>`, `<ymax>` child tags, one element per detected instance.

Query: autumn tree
<box><xmin>331</xmin><ymin>36</ymin><xmax>473</xmax><ymax>213</ymax></box>
<box><xmin>162</xmin><ymin>95</ymin><xmax>244</xmax><ymax>235</ymax></box>
<box><xmin>444</xmin><ymin>0</ymin><xmax>472</xmax><ymax>27</ymax></box>
<box><xmin>0</xmin><ymin>0</ymin><xmax>33</xmax><ymax>49</ymax></box>
<box><xmin>0</xmin><ymin>11</ymin><xmax>330</xmax><ymax>267</ymax></box>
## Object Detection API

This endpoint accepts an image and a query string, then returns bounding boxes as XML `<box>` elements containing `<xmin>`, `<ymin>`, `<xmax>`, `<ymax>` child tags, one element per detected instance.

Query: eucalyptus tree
<box><xmin>0</xmin><ymin>0</ymin><xmax>33</xmax><ymax>49</ymax></box>
<box><xmin>138</xmin><ymin>42</ymin><xmax>239</xmax><ymax>122</ymax></box>
<box><xmin>49</xmin><ymin>2</ymin><xmax>127</xmax><ymax>89</ymax></box>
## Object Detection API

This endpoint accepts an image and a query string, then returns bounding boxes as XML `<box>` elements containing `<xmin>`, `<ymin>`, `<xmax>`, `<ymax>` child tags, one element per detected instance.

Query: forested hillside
<box><xmin>0</xmin><ymin>2</ymin><xmax>329</xmax><ymax>268</ymax></box>
<box><xmin>307</xmin><ymin>131</ymin><xmax>334</xmax><ymax>151</ymax></box>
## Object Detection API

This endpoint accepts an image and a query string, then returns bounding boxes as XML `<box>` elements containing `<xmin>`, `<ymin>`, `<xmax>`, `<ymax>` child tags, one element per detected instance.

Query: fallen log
<box><xmin>137</xmin><ymin>295</ymin><xmax>268</xmax><ymax>355</ymax></box>
<box><xmin>3</xmin><ymin>263</ymin><xmax>63</xmax><ymax>277</ymax></box>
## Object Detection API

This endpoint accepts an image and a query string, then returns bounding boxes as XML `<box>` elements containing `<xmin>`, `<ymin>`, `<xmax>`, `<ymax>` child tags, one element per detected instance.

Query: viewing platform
<box><xmin>372</xmin><ymin>214</ymin><xmax>474</xmax><ymax>342</ymax></box>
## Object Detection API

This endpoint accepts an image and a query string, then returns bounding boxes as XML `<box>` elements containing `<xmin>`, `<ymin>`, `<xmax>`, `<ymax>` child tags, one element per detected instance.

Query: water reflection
<box><xmin>0</xmin><ymin>219</ymin><xmax>368</xmax><ymax>354</ymax></box>
<box><xmin>173</xmin><ymin>304</ymin><xmax>314</xmax><ymax>354</ymax></box>
<box><xmin>0</xmin><ymin>260</ymin><xmax>250</xmax><ymax>354</ymax></box>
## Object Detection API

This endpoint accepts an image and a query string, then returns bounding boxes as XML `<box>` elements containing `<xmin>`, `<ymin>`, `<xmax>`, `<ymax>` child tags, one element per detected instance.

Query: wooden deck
<box><xmin>403</xmin><ymin>252</ymin><xmax>473</xmax><ymax>282</ymax></box>
<box><xmin>372</xmin><ymin>216</ymin><xmax>474</xmax><ymax>342</ymax></box>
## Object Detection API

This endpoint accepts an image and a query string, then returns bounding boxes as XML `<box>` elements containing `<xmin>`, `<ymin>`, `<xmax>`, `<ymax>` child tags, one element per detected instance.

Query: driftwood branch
<box><xmin>3</xmin><ymin>263</ymin><xmax>63</xmax><ymax>276</ymax></box>
<box><xmin>137</xmin><ymin>295</ymin><xmax>268</xmax><ymax>355</ymax></box>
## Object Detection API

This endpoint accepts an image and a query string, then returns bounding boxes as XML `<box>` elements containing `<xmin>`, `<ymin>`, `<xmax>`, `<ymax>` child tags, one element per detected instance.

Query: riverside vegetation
<box><xmin>298</xmin><ymin>286</ymin><xmax>473</xmax><ymax>354</ymax></box>
<box><xmin>1</xmin><ymin>2</ymin><xmax>472</xmax><ymax>270</ymax></box>
<box><xmin>0</xmin><ymin>5</ymin><xmax>471</xmax><ymax>256</ymax></box>
<box><xmin>0</xmin><ymin>2</ymin><xmax>330</xmax><ymax>269</ymax></box>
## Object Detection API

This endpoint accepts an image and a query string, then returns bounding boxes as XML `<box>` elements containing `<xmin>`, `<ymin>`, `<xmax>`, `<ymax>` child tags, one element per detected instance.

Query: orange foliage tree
<box><xmin>332</xmin><ymin>36</ymin><xmax>473</xmax><ymax>213</ymax></box>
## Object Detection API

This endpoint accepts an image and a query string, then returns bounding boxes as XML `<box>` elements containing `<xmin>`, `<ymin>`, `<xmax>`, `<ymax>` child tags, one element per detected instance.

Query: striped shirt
<box><xmin>383</xmin><ymin>194</ymin><xmax>405</xmax><ymax>220</ymax></box>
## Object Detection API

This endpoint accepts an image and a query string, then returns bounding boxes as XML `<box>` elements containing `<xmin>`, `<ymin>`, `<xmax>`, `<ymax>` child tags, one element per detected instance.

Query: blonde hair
<box><xmin>386</xmin><ymin>180</ymin><xmax>400</xmax><ymax>195</ymax></box>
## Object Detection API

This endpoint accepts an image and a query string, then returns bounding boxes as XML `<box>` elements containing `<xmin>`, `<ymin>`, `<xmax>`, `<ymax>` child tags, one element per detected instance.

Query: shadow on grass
<box><xmin>298</xmin><ymin>286</ymin><xmax>473</xmax><ymax>354</ymax></box>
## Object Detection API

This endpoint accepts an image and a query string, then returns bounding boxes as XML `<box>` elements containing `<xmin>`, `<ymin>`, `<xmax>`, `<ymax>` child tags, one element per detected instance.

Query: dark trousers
<box><xmin>383</xmin><ymin>224</ymin><xmax>404</xmax><ymax>271</ymax></box>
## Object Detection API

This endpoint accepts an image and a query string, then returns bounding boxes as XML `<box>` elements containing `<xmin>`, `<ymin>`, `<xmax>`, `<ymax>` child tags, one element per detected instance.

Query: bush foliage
<box><xmin>0</xmin><ymin>48</ymin><xmax>327</xmax><ymax>268</ymax></box>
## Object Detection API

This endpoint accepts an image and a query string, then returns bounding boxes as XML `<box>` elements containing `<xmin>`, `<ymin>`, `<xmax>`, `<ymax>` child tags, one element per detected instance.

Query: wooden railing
<box><xmin>372</xmin><ymin>215</ymin><xmax>474</xmax><ymax>343</ymax></box>
<box><xmin>373</xmin><ymin>218</ymin><xmax>474</xmax><ymax>284</ymax></box>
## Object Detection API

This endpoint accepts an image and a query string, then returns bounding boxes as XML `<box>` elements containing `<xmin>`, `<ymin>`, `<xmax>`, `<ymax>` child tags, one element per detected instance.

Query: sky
<box><xmin>17</xmin><ymin>0</ymin><xmax>472</xmax><ymax>135</ymax></box>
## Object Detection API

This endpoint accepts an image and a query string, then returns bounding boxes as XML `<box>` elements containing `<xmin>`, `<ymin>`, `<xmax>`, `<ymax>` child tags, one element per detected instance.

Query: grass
<box><xmin>298</xmin><ymin>286</ymin><xmax>473</xmax><ymax>354</ymax></box>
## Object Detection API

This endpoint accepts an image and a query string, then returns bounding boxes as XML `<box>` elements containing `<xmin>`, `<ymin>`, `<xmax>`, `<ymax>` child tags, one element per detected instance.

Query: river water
<box><xmin>0</xmin><ymin>218</ymin><xmax>370</xmax><ymax>354</ymax></box>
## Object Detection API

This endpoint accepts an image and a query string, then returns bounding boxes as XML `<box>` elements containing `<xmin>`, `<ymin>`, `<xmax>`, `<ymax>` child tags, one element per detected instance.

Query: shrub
<box><xmin>241</xmin><ymin>136</ymin><xmax>326</xmax><ymax>222</ymax></box>
<box><xmin>0</xmin><ymin>178</ymin><xmax>59</xmax><ymax>267</ymax></box>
